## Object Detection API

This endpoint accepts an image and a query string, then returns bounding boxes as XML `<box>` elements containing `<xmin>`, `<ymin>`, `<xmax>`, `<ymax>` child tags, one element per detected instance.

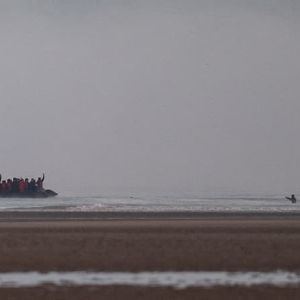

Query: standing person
<box><xmin>1</xmin><ymin>180</ymin><xmax>7</xmax><ymax>193</ymax></box>
<box><xmin>24</xmin><ymin>178</ymin><xmax>29</xmax><ymax>192</ymax></box>
<box><xmin>19</xmin><ymin>178</ymin><xmax>26</xmax><ymax>193</ymax></box>
<box><xmin>29</xmin><ymin>179</ymin><xmax>37</xmax><ymax>192</ymax></box>
<box><xmin>12</xmin><ymin>178</ymin><xmax>19</xmax><ymax>193</ymax></box>
<box><xmin>36</xmin><ymin>173</ymin><xmax>45</xmax><ymax>191</ymax></box>
<box><xmin>6</xmin><ymin>179</ymin><xmax>12</xmax><ymax>193</ymax></box>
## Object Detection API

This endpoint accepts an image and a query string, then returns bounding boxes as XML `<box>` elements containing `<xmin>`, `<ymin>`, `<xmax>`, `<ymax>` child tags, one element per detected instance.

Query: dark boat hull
<box><xmin>0</xmin><ymin>189</ymin><xmax>58</xmax><ymax>198</ymax></box>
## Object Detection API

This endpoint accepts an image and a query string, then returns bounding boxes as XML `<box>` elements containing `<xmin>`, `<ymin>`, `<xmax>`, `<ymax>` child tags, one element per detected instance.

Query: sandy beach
<box><xmin>1</xmin><ymin>213</ymin><xmax>300</xmax><ymax>299</ymax></box>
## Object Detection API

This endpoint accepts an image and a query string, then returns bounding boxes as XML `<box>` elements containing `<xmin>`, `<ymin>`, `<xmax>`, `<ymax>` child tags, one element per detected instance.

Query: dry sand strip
<box><xmin>0</xmin><ymin>211</ymin><xmax>300</xmax><ymax>221</ymax></box>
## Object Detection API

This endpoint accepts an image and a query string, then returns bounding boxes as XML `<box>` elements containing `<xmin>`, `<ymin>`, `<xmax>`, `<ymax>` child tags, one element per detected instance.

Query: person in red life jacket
<box><xmin>19</xmin><ymin>178</ymin><xmax>26</xmax><ymax>193</ymax></box>
<box><xmin>6</xmin><ymin>179</ymin><xmax>12</xmax><ymax>193</ymax></box>
<box><xmin>24</xmin><ymin>178</ymin><xmax>29</xmax><ymax>192</ymax></box>
<box><xmin>1</xmin><ymin>181</ymin><xmax>7</xmax><ymax>193</ymax></box>
<box><xmin>36</xmin><ymin>173</ymin><xmax>45</xmax><ymax>191</ymax></box>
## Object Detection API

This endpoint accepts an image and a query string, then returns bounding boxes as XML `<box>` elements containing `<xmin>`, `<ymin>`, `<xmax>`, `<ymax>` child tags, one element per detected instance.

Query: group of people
<box><xmin>0</xmin><ymin>174</ymin><xmax>45</xmax><ymax>194</ymax></box>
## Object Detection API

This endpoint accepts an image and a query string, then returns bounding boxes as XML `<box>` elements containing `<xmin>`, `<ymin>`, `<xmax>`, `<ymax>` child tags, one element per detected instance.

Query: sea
<box><xmin>0</xmin><ymin>193</ymin><xmax>299</xmax><ymax>213</ymax></box>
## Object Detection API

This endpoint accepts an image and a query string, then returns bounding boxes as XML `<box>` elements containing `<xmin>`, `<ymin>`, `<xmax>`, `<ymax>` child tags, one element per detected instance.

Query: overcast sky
<box><xmin>0</xmin><ymin>0</ymin><xmax>299</xmax><ymax>195</ymax></box>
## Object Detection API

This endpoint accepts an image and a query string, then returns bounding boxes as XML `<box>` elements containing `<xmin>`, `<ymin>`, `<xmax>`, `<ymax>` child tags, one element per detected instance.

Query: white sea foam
<box><xmin>0</xmin><ymin>271</ymin><xmax>300</xmax><ymax>288</ymax></box>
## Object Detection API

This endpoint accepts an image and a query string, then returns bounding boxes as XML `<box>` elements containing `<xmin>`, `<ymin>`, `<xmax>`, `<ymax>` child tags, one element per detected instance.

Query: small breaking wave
<box><xmin>0</xmin><ymin>271</ymin><xmax>300</xmax><ymax>288</ymax></box>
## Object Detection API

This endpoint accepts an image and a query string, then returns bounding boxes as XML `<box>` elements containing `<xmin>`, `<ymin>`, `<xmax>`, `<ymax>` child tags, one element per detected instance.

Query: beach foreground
<box><xmin>1</xmin><ymin>214</ymin><xmax>300</xmax><ymax>299</ymax></box>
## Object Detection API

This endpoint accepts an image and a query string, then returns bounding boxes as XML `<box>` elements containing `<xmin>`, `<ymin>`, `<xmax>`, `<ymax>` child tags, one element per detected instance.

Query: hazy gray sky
<box><xmin>0</xmin><ymin>0</ymin><xmax>299</xmax><ymax>195</ymax></box>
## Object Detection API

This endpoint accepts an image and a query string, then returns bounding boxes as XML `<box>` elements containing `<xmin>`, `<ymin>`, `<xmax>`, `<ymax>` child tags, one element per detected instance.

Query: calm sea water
<box><xmin>0</xmin><ymin>193</ymin><xmax>298</xmax><ymax>213</ymax></box>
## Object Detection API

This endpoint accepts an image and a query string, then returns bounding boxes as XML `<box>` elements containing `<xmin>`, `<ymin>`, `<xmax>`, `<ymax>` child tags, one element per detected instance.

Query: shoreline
<box><xmin>1</xmin><ymin>286</ymin><xmax>300</xmax><ymax>300</ymax></box>
<box><xmin>0</xmin><ymin>210</ymin><xmax>300</xmax><ymax>221</ymax></box>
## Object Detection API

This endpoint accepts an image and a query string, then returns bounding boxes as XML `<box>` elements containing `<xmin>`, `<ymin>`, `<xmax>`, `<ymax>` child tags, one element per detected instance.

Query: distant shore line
<box><xmin>0</xmin><ymin>210</ymin><xmax>300</xmax><ymax>221</ymax></box>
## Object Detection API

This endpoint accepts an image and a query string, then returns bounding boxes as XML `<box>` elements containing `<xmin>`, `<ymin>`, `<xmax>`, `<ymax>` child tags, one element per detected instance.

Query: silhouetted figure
<box><xmin>286</xmin><ymin>194</ymin><xmax>297</xmax><ymax>204</ymax></box>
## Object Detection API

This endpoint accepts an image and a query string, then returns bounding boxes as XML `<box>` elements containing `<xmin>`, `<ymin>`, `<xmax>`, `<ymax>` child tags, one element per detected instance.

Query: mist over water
<box><xmin>0</xmin><ymin>1</ymin><xmax>299</xmax><ymax>196</ymax></box>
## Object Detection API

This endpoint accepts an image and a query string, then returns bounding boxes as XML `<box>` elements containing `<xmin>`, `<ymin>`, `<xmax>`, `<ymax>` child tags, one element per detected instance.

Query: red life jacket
<box><xmin>2</xmin><ymin>182</ymin><xmax>7</xmax><ymax>192</ymax></box>
<box><xmin>6</xmin><ymin>182</ymin><xmax>12</xmax><ymax>192</ymax></box>
<box><xmin>19</xmin><ymin>180</ymin><xmax>26</xmax><ymax>193</ymax></box>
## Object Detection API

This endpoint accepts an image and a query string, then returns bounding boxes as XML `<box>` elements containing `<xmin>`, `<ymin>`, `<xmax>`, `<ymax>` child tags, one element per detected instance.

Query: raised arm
<box><xmin>42</xmin><ymin>173</ymin><xmax>45</xmax><ymax>182</ymax></box>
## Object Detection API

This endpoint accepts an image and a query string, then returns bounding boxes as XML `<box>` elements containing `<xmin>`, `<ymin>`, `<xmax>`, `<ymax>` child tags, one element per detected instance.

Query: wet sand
<box><xmin>1</xmin><ymin>286</ymin><xmax>300</xmax><ymax>300</ymax></box>
<box><xmin>1</xmin><ymin>212</ymin><xmax>300</xmax><ymax>298</ymax></box>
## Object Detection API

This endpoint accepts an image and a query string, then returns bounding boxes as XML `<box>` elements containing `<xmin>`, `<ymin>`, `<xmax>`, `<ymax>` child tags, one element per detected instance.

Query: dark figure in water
<box><xmin>286</xmin><ymin>194</ymin><xmax>297</xmax><ymax>204</ymax></box>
